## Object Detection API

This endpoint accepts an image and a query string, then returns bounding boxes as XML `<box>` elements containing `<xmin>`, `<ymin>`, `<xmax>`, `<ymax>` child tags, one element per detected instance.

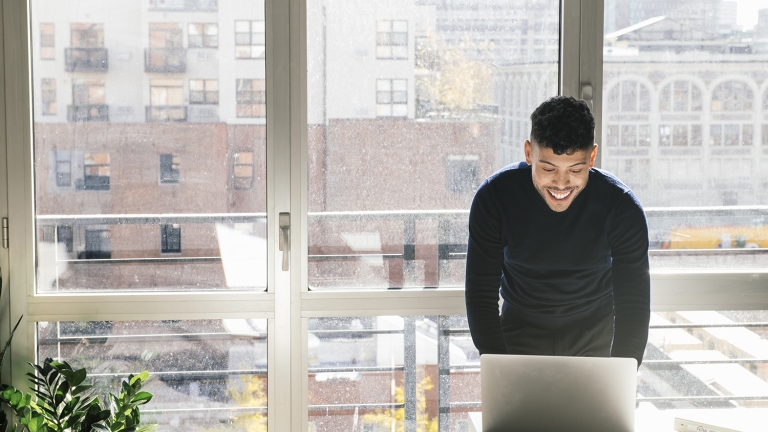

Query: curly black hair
<box><xmin>530</xmin><ymin>96</ymin><xmax>595</xmax><ymax>155</ymax></box>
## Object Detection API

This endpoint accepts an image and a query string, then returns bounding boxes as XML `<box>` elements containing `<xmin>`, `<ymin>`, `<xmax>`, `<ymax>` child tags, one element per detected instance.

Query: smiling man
<box><xmin>465</xmin><ymin>96</ymin><xmax>650</xmax><ymax>367</ymax></box>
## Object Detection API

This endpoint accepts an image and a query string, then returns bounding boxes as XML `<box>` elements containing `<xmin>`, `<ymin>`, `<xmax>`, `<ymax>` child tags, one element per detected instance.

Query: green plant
<box><xmin>0</xmin><ymin>358</ymin><xmax>157</xmax><ymax>432</ymax></box>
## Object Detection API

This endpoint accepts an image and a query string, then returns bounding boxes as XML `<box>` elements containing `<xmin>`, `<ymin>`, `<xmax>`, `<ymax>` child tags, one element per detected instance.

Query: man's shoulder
<box><xmin>482</xmin><ymin>161</ymin><xmax>531</xmax><ymax>187</ymax></box>
<box><xmin>590</xmin><ymin>168</ymin><xmax>645</xmax><ymax>215</ymax></box>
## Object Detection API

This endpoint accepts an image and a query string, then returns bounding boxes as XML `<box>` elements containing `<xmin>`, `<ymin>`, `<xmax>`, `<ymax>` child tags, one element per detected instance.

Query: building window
<box><xmin>55</xmin><ymin>152</ymin><xmax>71</xmax><ymax>187</ymax></box>
<box><xmin>159</xmin><ymin>154</ymin><xmax>180</xmax><ymax>184</ymax></box>
<box><xmin>376</xmin><ymin>20</ymin><xmax>408</xmax><ymax>59</ymax></box>
<box><xmin>149</xmin><ymin>23</ymin><xmax>182</xmax><ymax>48</ymax></box>
<box><xmin>149</xmin><ymin>79</ymin><xmax>185</xmax><ymax>121</ymax></box>
<box><xmin>57</xmin><ymin>225</ymin><xmax>73</xmax><ymax>253</ymax></box>
<box><xmin>446</xmin><ymin>154</ymin><xmax>480</xmax><ymax>194</ymax></box>
<box><xmin>710</xmin><ymin>124</ymin><xmax>752</xmax><ymax>146</ymax></box>
<box><xmin>41</xmin><ymin>78</ymin><xmax>56</xmax><ymax>115</ymax></box>
<box><xmin>711</xmin><ymin>81</ymin><xmax>753</xmax><ymax>111</ymax></box>
<box><xmin>40</xmin><ymin>23</ymin><xmax>55</xmax><ymax>60</ymax></box>
<box><xmin>161</xmin><ymin>224</ymin><xmax>182</xmax><ymax>253</ymax></box>
<box><xmin>82</xmin><ymin>153</ymin><xmax>110</xmax><ymax>190</ymax></box>
<box><xmin>190</xmin><ymin>79</ymin><xmax>218</xmax><ymax>104</ymax></box>
<box><xmin>763</xmin><ymin>125</ymin><xmax>768</xmax><ymax>146</ymax></box>
<box><xmin>81</xmin><ymin>228</ymin><xmax>110</xmax><ymax>259</ymax></box>
<box><xmin>236</xmin><ymin>79</ymin><xmax>266</xmax><ymax>117</ymax></box>
<box><xmin>235</xmin><ymin>20</ymin><xmax>265</xmax><ymax>59</ymax></box>
<box><xmin>376</xmin><ymin>79</ymin><xmax>407</xmax><ymax>117</ymax></box>
<box><xmin>189</xmin><ymin>23</ymin><xmax>218</xmax><ymax>48</ymax></box>
<box><xmin>607</xmin><ymin>81</ymin><xmax>650</xmax><ymax>113</ymax></box>
<box><xmin>659</xmin><ymin>81</ymin><xmax>703</xmax><ymax>112</ymax></box>
<box><xmin>71</xmin><ymin>23</ymin><xmax>104</xmax><ymax>48</ymax></box>
<box><xmin>69</xmin><ymin>79</ymin><xmax>108</xmax><ymax>122</ymax></box>
<box><xmin>234</xmin><ymin>152</ymin><xmax>254</xmax><ymax>189</ymax></box>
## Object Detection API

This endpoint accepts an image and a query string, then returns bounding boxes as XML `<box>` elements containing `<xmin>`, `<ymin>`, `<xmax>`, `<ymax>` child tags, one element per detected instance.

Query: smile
<box><xmin>547</xmin><ymin>189</ymin><xmax>572</xmax><ymax>200</ymax></box>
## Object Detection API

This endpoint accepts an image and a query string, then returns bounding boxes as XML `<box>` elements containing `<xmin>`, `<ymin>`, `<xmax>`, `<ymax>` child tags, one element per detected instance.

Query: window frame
<box><xmin>2</xmin><ymin>2</ymin><xmax>767</xmax><ymax>432</ymax></box>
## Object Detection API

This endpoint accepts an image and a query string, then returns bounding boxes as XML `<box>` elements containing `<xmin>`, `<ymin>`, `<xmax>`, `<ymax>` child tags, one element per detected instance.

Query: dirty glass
<box><xmin>307</xmin><ymin>0</ymin><xmax>560</xmax><ymax>289</ymax></box>
<box><xmin>603</xmin><ymin>0</ymin><xmax>768</xmax><ymax>269</ymax></box>
<box><xmin>410</xmin><ymin>312</ymin><xmax>768</xmax><ymax>432</ymax></box>
<box><xmin>30</xmin><ymin>0</ymin><xmax>267</xmax><ymax>292</ymax></box>
<box><xmin>37</xmin><ymin>319</ymin><xmax>267</xmax><ymax>431</ymax></box>
<box><xmin>307</xmin><ymin>316</ymin><xmax>439</xmax><ymax>432</ymax></box>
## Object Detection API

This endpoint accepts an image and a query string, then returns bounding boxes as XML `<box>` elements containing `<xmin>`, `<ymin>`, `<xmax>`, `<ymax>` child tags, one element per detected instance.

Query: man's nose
<box><xmin>553</xmin><ymin>170</ymin><xmax>569</xmax><ymax>187</ymax></box>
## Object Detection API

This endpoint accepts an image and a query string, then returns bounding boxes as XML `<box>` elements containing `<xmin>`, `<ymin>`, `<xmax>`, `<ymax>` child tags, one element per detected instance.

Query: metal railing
<box><xmin>67</xmin><ymin>104</ymin><xmax>109</xmax><ymax>122</ymax></box>
<box><xmin>146</xmin><ymin>105</ymin><xmax>187</xmax><ymax>122</ymax></box>
<box><xmin>144</xmin><ymin>48</ymin><xmax>187</xmax><ymax>73</ymax></box>
<box><xmin>65</xmin><ymin>48</ymin><xmax>108</xmax><ymax>72</ymax></box>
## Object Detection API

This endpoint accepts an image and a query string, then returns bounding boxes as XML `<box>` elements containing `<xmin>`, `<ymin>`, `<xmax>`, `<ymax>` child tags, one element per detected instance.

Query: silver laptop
<box><xmin>481</xmin><ymin>354</ymin><xmax>637</xmax><ymax>432</ymax></box>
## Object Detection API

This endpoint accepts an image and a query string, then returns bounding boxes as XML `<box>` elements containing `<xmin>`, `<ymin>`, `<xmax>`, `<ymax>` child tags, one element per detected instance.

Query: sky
<box><xmin>734</xmin><ymin>0</ymin><xmax>768</xmax><ymax>30</ymax></box>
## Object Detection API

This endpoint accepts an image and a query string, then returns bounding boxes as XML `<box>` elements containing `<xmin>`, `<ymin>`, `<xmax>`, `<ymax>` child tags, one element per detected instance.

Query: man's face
<box><xmin>524</xmin><ymin>140</ymin><xmax>597</xmax><ymax>212</ymax></box>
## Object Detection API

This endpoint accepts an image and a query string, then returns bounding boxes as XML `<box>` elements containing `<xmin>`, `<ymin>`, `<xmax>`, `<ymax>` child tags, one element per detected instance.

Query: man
<box><xmin>465</xmin><ymin>96</ymin><xmax>650</xmax><ymax>367</ymax></box>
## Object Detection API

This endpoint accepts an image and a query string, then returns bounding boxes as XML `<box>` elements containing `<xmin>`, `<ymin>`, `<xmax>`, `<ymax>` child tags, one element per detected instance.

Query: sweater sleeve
<box><xmin>465</xmin><ymin>182</ymin><xmax>508</xmax><ymax>355</ymax></box>
<box><xmin>608</xmin><ymin>192</ymin><xmax>651</xmax><ymax>367</ymax></box>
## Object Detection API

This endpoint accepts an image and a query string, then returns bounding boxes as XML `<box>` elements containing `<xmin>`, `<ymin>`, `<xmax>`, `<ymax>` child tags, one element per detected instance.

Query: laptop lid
<box><xmin>481</xmin><ymin>354</ymin><xmax>637</xmax><ymax>432</ymax></box>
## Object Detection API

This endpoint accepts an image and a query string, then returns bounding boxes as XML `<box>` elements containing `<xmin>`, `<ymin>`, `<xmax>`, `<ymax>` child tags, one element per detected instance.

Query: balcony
<box><xmin>144</xmin><ymin>48</ymin><xmax>187</xmax><ymax>73</ymax></box>
<box><xmin>187</xmin><ymin>105</ymin><xmax>219</xmax><ymax>123</ymax></box>
<box><xmin>65</xmin><ymin>48</ymin><xmax>108</xmax><ymax>72</ymax></box>
<box><xmin>67</xmin><ymin>104</ymin><xmax>109</xmax><ymax>122</ymax></box>
<box><xmin>146</xmin><ymin>105</ymin><xmax>187</xmax><ymax>122</ymax></box>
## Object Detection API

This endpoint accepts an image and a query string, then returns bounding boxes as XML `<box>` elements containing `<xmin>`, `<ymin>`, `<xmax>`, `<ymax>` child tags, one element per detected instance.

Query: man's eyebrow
<box><xmin>538</xmin><ymin>159</ymin><xmax>587</xmax><ymax>168</ymax></box>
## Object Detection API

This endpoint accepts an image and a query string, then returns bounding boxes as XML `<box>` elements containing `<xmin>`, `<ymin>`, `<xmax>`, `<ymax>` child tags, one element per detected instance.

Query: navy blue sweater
<box><xmin>465</xmin><ymin>162</ymin><xmax>650</xmax><ymax>366</ymax></box>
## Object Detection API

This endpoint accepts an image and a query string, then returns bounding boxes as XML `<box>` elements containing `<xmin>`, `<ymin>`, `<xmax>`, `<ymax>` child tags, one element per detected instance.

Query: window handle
<box><xmin>278</xmin><ymin>212</ymin><xmax>290</xmax><ymax>271</ymax></box>
<box><xmin>581</xmin><ymin>83</ymin><xmax>593</xmax><ymax>110</ymax></box>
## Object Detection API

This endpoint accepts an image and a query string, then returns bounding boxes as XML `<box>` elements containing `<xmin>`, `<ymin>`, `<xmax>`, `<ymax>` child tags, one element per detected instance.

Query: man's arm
<box><xmin>465</xmin><ymin>182</ymin><xmax>508</xmax><ymax>355</ymax></box>
<box><xmin>608</xmin><ymin>192</ymin><xmax>651</xmax><ymax>367</ymax></box>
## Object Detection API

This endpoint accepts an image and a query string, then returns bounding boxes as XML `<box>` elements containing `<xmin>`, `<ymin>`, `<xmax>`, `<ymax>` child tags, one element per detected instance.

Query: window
<box><xmin>40</xmin><ymin>23</ymin><xmax>54</xmax><ymax>59</ymax></box>
<box><xmin>82</xmin><ymin>153</ymin><xmax>110</xmax><ymax>190</ymax></box>
<box><xmin>234</xmin><ymin>152</ymin><xmax>254</xmax><ymax>189</ymax></box>
<box><xmin>159</xmin><ymin>154</ymin><xmax>180</xmax><ymax>184</ymax></box>
<box><xmin>70</xmin><ymin>23</ymin><xmax>103</xmax><ymax>48</ymax></box>
<box><xmin>81</xmin><ymin>227</ymin><xmax>110</xmax><ymax>259</ymax></box>
<box><xmin>56</xmin><ymin>225</ymin><xmax>73</xmax><ymax>253</ymax></box>
<box><xmin>235</xmin><ymin>20</ymin><xmax>265</xmax><ymax>59</ymax></box>
<box><xmin>376</xmin><ymin>20</ymin><xmax>408</xmax><ymax>59</ymax></box>
<box><xmin>149</xmin><ymin>79</ymin><xmax>185</xmax><ymax>121</ymax></box>
<box><xmin>236</xmin><ymin>79</ymin><xmax>266</xmax><ymax>117</ymax></box>
<box><xmin>376</xmin><ymin>79</ymin><xmax>407</xmax><ymax>117</ymax></box>
<box><xmin>41</xmin><ymin>78</ymin><xmax>56</xmax><ymax>115</ymax></box>
<box><xmin>446</xmin><ymin>155</ymin><xmax>480</xmax><ymax>194</ymax></box>
<box><xmin>70</xmin><ymin>79</ymin><xmax>107</xmax><ymax>122</ymax></box>
<box><xmin>188</xmin><ymin>23</ymin><xmax>218</xmax><ymax>48</ymax></box>
<box><xmin>161</xmin><ymin>224</ymin><xmax>181</xmax><ymax>253</ymax></box>
<box><xmin>189</xmin><ymin>79</ymin><xmax>218</xmax><ymax>104</ymax></box>
<box><xmin>149</xmin><ymin>22</ymin><xmax>182</xmax><ymax>48</ymax></box>
<box><xmin>55</xmin><ymin>152</ymin><xmax>71</xmax><ymax>186</ymax></box>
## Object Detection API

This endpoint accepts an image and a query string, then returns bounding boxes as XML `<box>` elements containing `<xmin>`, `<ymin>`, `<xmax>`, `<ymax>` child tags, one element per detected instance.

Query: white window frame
<box><xmin>2</xmin><ymin>1</ymin><xmax>767</xmax><ymax>432</ymax></box>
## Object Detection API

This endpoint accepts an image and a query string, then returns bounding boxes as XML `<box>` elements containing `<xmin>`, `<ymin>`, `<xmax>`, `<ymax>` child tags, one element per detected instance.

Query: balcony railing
<box><xmin>65</xmin><ymin>48</ymin><xmax>108</xmax><ymax>72</ymax></box>
<box><xmin>148</xmin><ymin>0</ymin><xmax>217</xmax><ymax>11</ymax></box>
<box><xmin>146</xmin><ymin>105</ymin><xmax>187</xmax><ymax>122</ymax></box>
<box><xmin>144</xmin><ymin>48</ymin><xmax>187</xmax><ymax>73</ymax></box>
<box><xmin>67</xmin><ymin>104</ymin><xmax>109</xmax><ymax>122</ymax></box>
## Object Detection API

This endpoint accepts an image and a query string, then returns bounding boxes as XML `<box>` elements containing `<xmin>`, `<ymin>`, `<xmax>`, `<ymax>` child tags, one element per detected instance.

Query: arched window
<box><xmin>657</xmin><ymin>81</ymin><xmax>704</xmax><ymax>147</ymax></box>
<box><xmin>710</xmin><ymin>81</ymin><xmax>754</xmax><ymax>147</ymax></box>
<box><xmin>711</xmin><ymin>80</ymin><xmax>753</xmax><ymax>111</ymax></box>
<box><xmin>607</xmin><ymin>80</ymin><xmax>650</xmax><ymax>113</ymax></box>
<box><xmin>659</xmin><ymin>80</ymin><xmax>702</xmax><ymax>112</ymax></box>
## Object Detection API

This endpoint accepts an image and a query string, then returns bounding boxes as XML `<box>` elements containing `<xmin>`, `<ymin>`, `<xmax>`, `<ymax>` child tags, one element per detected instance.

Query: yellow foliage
<box><xmin>419</xmin><ymin>34</ymin><xmax>494</xmax><ymax>115</ymax></box>
<box><xmin>360</xmin><ymin>376</ymin><xmax>438</xmax><ymax>432</ymax></box>
<box><xmin>198</xmin><ymin>375</ymin><xmax>268</xmax><ymax>432</ymax></box>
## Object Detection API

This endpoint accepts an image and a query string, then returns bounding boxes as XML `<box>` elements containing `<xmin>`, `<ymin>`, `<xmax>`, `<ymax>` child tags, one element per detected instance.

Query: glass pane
<box><xmin>307</xmin><ymin>0</ymin><xmax>560</xmax><ymax>289</ymax></box>
<box><xmin>37</xmin><ymin>319</ymin><xmax>267</xmax><ymax>431</ymax></box>
<box><xmin>603</xmin><ymin>1</ymin><xmax>768</xmax><ymax>270</ymax></box>
<box><xmin>434</xmin><ymin>313</ymin><xmax>768</xmax><ymax>432</ymax></box>
<box><xmin>307</xmin><ymin>316</ymin><xmax>439</xmax><ymax>432</ymax></box>
<box><xmin>31</xmin><ymin>1</ymin><xmax>267</xmax><ymax>292</ymax></box>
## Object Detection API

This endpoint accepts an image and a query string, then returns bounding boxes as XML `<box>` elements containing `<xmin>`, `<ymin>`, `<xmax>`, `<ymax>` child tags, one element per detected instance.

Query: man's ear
<box><xmin>524</xmin><ymin>140</ymin><xmax>533</xmax><ymax>165</ymax></box>
<box><xmin>589</xmin><ymin>143</ymin><xmax>598</xmax><ymax>168</ymax></box>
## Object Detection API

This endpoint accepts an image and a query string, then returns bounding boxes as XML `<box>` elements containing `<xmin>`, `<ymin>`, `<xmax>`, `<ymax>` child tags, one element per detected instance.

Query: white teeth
<box><xmin>548</xmin><ymin>189</ymin><xmax>571</xmax><ymax>200</ymax></box>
